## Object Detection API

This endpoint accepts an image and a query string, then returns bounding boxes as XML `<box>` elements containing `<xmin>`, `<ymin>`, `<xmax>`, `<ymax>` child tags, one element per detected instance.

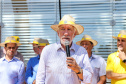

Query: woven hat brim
<box><xmin>112</xmin><ymin>36</ymin><xmax>117</xmax><ymax>39</ymax></box>
<box><xmin>0</xmin><ymin>42</ymin><xmax>22</xmax><ymax>47</ymax></box>
<box><xmin>51</xmin><ymin>24</ymin><xmax>84</xmax><ymax>35</ymax></box>
<box><xmin>76</xmin><ymin>39</ymin><xmax>98</xmax><ymax>46</ymax></box>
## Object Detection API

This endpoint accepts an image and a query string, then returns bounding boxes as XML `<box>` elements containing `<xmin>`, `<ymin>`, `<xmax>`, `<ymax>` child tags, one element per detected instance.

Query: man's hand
<box><xmin>66</xmin><ymin>57</ymin><xmax>80</xmax><ymax>73</ymax></box>
<box><xmin>32</xmin><ymin>80</ymin><xmax>36</xmax><ymax>84</ymax></box>
<box><xmin>66</xmin><ymin>57</ymin><xmax>83</xmax><ymax>80</ymax></box>
<box><xmin>118</xmin><ymin>48</ymin><xmax>126</xmax><ymax>61</ymax></box>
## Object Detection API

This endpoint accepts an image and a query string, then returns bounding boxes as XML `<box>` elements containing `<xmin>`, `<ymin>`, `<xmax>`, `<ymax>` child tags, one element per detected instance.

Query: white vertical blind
<box><xmin>1</xmin><ymin>0</ymin><xmax>59</xmax><ymax>65</ymax></box>
<box><xmin>60</xmin><ymin>0</ymin><xmax>126</xmax><ymax>61</ymax></box>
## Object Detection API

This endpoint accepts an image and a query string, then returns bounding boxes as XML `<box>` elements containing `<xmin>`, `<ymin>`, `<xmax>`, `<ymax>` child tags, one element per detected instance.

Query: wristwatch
<box><xmin>76</xmin><ymin>68</ymin><xmax>82</xmax><ymax>74</ymax></box>
<box><xmin>123</xmin><ymin>59</ymin><xmax>126</xmax><ymax>63</ymax></box>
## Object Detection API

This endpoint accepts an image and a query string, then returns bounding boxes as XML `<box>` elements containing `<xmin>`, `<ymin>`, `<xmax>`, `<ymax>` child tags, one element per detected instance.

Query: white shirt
<box><xmin>89</xmin><ymin>54</ymin><xmax>106</xmax><ymax>84</ymax></box>
<box><xmin>36</xmin><ymin>42</ymin><xmax>93</xmax><ymax>84</ymax></box>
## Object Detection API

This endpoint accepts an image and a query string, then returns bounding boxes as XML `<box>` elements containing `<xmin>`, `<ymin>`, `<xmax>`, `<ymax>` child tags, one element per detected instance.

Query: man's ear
<box><xmin>4</xmin><ymin>47</ymin><xmax>7</xmax><ymax>51</ymax></box>
<box><xmin>73</xmin><ymin>30</ymin><xmax>77</xmax><ymax>37</ymax></box>
<box><xmin>57</xmin><ymin>30</ymin><xmax>60</xmax><ymax>36</ymax></box>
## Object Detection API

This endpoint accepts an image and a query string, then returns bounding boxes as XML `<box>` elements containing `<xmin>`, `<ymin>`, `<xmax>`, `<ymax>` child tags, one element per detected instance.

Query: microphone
<box><xmin>65</xmin><ymin>40</ymin><xmax>70</xmax><ymax>57</ymax></box>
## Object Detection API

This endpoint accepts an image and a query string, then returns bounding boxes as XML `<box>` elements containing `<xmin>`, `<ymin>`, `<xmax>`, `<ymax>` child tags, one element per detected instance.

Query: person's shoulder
<box><xmin>74</xmin><ymin>43</ymin><xmax>85</xmax><ymax>50</ymax></box>
<box><xmin>108</xmin><ymin>52</ymin><xmax>117</xmax><ymax>58</ymax></box>
<box><xmin>93</xmin><ymin>54</ymin><xmax>106</xmax><ymax>62</ymax></box>
<box><xmin>43</xmin><ymin>43</ymin><xmax>58</xmax><ymax>51</ymax></box>
<box><xmin>29</xmin><ymin>56</ymin><xmax>38</xmax><ymax>61</ymax></box>
<box><xmin>73</xmin><ymin>43</ymin><xmax>87</xmax><ymax>54</ymax></box>
<box><xmin>14</xmin><ymin>57</ymin><xmax>24</xmax><ymax>64</ymax></box>
<box><xmin>93</xmin><ymin>54</ymin><xmax>104</xmax><ymax>59</ymax></box>
<box><xmin>44</xmin><ymin>43</ymin><xmax>56</xmax><ymax>48</ymax></box>
<box><xmin>0</xmin><ymin>57</ymin><xmax>4</xmax><ymax>62</ymax></box>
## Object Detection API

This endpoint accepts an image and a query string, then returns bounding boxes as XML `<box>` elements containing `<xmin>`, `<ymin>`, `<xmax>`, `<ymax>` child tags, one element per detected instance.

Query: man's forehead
<box><xmin>6</xmin><ymin>43</ymin><xmax>16</xmax><ymax>46</ymax></box>
<box><xmin>59</xmin><ymin>24</ymin><xmax>74</xmax><ymax>28</ymax></box>
<box><xmin>81</xmin><ymin>40</ymin><xmax>90</xmax><ymax>43</ymax></box>
<box><xmin>117</xmin><ymin>37</ymin><xmax>126</xmax><ymax>40</ymax></box>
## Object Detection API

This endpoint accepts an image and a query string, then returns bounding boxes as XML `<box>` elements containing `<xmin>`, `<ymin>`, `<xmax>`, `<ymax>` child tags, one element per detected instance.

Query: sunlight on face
<box><xmin>80</xmin><ymin>40</ymin><xmax>93</xmax><ymax>53</ymax></box>
<box><xmin>58</xmin><ymin>24</ymin><xmax>76</xmax><ymax>45</ymax></box>
<box><xmin>5</xmin><ymin>43</ymin><xmax>17</xmax><ymax>57</ymax></box>
<box><xmin>117</xmin><ymin>37</ymin><xmax>126</xmax><ymax>51</ymax></box>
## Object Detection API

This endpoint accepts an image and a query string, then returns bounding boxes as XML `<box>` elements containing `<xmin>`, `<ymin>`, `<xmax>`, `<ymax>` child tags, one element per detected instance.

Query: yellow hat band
<box><xmin>81</xmin><ymin>38</ymin><xmax>90</xmax><ymax>41</ymax></box>
<box><xmin>5</xmin><ymin>40</ymin><xmax>17</xmax><ymax>43</ymax></box>
<box><xmin>59</xmin><ymin>21</ymin><xmax>75</xmax><ymax>25</ymax></box>
<box><xmin>39</xmin><ymin>43</ymin><xmax>49</xmax><ymax>46</ymax></box>
<box><xmin>118</xmin><ymin>34</ymin><xmax>126</xmax><ymax>38</ymax></box>
<box><xmin>33</xmin><ymin>41</ymin><xmax>39</xmax><ymax>44</ymax></box>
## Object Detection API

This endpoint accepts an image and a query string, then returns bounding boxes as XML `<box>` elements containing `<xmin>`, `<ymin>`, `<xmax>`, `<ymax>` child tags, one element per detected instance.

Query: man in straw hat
<box><xmin>76</xmin><ymin>35</ymin><xmax>106</xmax><ymax>84</ymax></box>
<box><xmin>36</xmin><ymin>15</ymin><xmax>93</xmax><ymax>84</ymax></box>
<box><xmin>0</xmin><ymin>36</ymin><xmax>25</xmax><ymax>84</ymax></box>
<box><xmin>29</xmin><ymin>38</ymin><xmax>40</xmax><ymax>55</ymax></box>
<box><xmin>0</xmin><ymin>36</ymin><xmax>24</xmax><ymax>61</ymax></box>
<box><xmin>106</xmin><ymin>30</ymin><xmax>126</xmax><ymax>84</ymax></box>
<box><xmin>25</xmin><ymin>38</ymin><xmax>49</xmax><ymax>84</ymax></box>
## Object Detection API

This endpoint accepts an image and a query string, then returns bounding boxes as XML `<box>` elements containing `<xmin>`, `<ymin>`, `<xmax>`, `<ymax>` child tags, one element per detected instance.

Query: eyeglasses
<box><xmin>7</xmin><ymin>47</ymin><xmax>16</xmax><ymax>49</ymax></box>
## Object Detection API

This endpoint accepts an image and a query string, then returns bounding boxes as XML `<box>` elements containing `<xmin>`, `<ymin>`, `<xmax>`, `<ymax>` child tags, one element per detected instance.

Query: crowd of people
<box><xmin>0</xmin><ymin>14</ymin><xmax>126</xmax><ymax>84</ymax></box>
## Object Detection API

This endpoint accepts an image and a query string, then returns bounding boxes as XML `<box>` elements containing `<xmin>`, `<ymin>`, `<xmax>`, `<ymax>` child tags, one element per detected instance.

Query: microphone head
<box><xmin>65</xmin><ymin>40</ymin><xmax>70</xmax><ymax>46</ymax></box>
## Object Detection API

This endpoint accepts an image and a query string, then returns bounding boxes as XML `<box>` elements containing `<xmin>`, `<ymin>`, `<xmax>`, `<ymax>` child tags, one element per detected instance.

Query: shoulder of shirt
<box><xmin>0</xmin><ymin>57</ymin><xmax>4</xmax><ymax>62</ymax></box>
<box><xmin>92</xmin><ymin>54</ymin><xmax>105</xmax><ymax>61</ymax></box>
<box><xmin>73</xmin><ymin>43</ymin><xmax>85</xmax><ymax>49</ymax></box>
<box><xmin>29</xmin><ymin>56</ymin><xmax>38</xmax><ymax>61</ymax></box>
<box><xmin>73</xmin><ymin>44</ymin><xmax>87</xmax><ymax>54</ymax></box>
<box><xmin>13</xmin><ymin>57</ymin><xmax>24</xmax><ymax>63</ymax></box>
<box><xmin>43</xmin><ymin>43</ymin><xmax>60</xmax><ymax>51</ymax></box>
<box><xmin>108</xmin><ymin>51</ymin><xmax>118</xmax><ymax>58</ymax></box>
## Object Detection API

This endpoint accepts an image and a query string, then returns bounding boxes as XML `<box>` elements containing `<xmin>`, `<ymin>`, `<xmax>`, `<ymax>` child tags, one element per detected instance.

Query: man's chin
<box><xmin>62</xmin><ymin>39</ymin><xmax>70</xmax><ymax>42</ymax></box>
<box><xmin>61</xmin><ymin>40</ymin><xmax>71</xmax><ymax>45</ymax></box>
<box><xmin>118</xmin><ymin>47</ymin><xmax>123</xmax><ymax>51</ymax></box>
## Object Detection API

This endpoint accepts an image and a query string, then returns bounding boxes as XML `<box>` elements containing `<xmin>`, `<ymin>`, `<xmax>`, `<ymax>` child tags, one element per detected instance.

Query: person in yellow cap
<box><xmin>36</xmin><ymin>15</ymin><xmax>93</xmax><ymax>84</ymax></box>
<box><xmin>26</xmin><ymin>38</ymin><xmax>49</xmax><ymax>84</ymax></box>
<box><xmin>106</xmin><ymin>30</ymin><xmax>126</xmax><ymax>84</ymax></box>
<box><xmin>76</xmin><ymin>35</ymin><xmax>106</xmax><ymax>84</ymax></box>
<box><xmin>0</xmin><ymin>36</ymin><xmax>24</xmax><ymax>62</ymax></box>
<box><xmin>0</xmin><ymin>36</ymin><xmax>25</xmax><ymax>84</ymax></box>
<box><xmin>29</xmin><ymin>38</ymin><xmax>40</xmax><ymax>55</ymax></box>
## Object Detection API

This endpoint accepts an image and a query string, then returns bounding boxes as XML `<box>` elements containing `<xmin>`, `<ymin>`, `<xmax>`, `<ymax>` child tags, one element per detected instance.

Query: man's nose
<box><xmin>118</xmin><ymin>40</ymin><xmax>122</xmax><ymax>44</ymax></box>
<box><xmin>64</xmin><ymin>30</ymin><xmax>69</xmax><ymax>36</ymax></box>
<box><xmin>83</xmin><ymin>44</ymin><xmax>87</xmax><ymax>48</ymax></box>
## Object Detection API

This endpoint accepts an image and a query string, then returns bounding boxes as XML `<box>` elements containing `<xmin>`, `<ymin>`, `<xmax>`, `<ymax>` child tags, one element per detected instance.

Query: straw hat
<box><xmin>0</xmin><ymin>36</ymin><xmax>22</xmax><ymax>47</ymax></box>
<box><xmin>51</xmin><ymin>15</ymin><xmax>84</xmax><ymax>35</ymax></box>
<box><xmin>112</xmin><ymin>30</ymin><xmax>126</xmax><ymax>39</ymax></box>
<box><xmin>11</xmin><ymin>36</ymin><xmax>22</xmax><ymax>46</ymax></box>
<box><xmin>76</xmin><ymin>35</ymin><xmax>98</xmax><ymax>46</ymax></box>
<box><xmin>29</xmin><ymin>38</ymin><xmax>49</xmax><ymax>46</ymax></box>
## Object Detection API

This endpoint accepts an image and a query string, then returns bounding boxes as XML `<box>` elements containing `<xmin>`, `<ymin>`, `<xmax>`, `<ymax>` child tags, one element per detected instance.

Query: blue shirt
<box><xmin>89</xmin><ymin>54</ymin><xmax>106</xmax><ymax>84</ymax></box>
<box><xmin>36</xmin><ymin>42</ymin><xmax>93</xmax><ymax>84</ymax></box>
<box><xmin>25</xmin><ymin>55</ymin><xmax>40</xmax><ymax>84</ymax></box>
<box><xmin>0</xmin><ymin>56</ymin><xmax>25</xmax><ymax>84</ymax></box>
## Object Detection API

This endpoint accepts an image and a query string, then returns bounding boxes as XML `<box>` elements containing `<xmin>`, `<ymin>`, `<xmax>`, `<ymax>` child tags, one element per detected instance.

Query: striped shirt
<box><xmin>36</xmin><ymin>42</ymin><xmax>93</xmax><ymax>84</ymax></box>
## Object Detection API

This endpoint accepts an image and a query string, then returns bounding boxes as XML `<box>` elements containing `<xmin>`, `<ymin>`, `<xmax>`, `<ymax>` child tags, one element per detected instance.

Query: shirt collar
<box><xmin>56</xmin><ymin>41</ymin><xmax>75</xmax><ymax>52</ymax></box>
<box><xmin>2</xmin><ymin>56</ymin><xmax>18</xmax><ymax>62</ymax></box>
<box><xmin>37</xmin><ymin>54</ymin><xmax>40</xmax><ymax>59</ymax></box>
<box><xmin>91</xmin><ymin>54</ymin><xmax>97</xmax><ymax>59</ymax></box>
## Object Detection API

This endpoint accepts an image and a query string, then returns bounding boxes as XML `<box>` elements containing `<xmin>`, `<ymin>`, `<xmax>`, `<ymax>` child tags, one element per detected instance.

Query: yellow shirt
<box><xmin>106</xmin><ymin>51</ymin><xmax>126</xmax><ymax>84</ymax></box>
